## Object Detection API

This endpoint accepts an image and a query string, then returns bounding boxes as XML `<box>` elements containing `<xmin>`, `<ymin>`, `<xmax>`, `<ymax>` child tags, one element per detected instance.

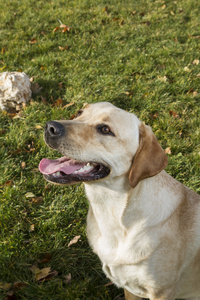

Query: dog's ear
<box><xmin>129</xmin><ymin>123</ymin><xmax>168</xmax><ymax>188</ymax></box>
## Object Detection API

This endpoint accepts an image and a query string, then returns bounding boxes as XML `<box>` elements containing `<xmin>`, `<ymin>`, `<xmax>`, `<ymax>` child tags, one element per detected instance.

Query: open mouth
<box><xmin>39</xmin><ymin>156</ymin><xmax>110</xmax><ymax>185</ymax></box>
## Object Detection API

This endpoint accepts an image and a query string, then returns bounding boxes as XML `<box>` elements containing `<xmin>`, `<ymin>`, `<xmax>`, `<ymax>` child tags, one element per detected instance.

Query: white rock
<box><xmin>0</xmin><ymin>72</ymin><xmax>32</xmax><ymax>110</ymax></box>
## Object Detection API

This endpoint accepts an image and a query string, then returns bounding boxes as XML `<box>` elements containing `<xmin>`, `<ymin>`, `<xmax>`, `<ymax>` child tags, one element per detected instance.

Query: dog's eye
<box><xmin>101</xmin><ymin>126</ymin><xmax>110</xmax><ymax>134</ymax></box>
<box><xmin>97</xmin><ymin>125</ymin><xmax>115</xmax><ymax>136</ymax></box>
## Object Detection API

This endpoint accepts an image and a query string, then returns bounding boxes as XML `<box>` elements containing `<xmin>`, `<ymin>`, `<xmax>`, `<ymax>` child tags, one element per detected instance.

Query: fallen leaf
<box><xmin>192</xmin><ymin>59</ymin><xmax>199</xmax><ymax>65</ymax></box>
<box><xmin>13</xmin><ymin>282</ymin><xmax>28</xmax><ymax>290</ymax></box>
<box><xmin>30</xmin><ymin>265</ymin><xmax>57</xmax><ymax>282</ymax></box>
<box><xmin>13</xmin><ymin>112</ymin><xmax>24</xmax><ymax>119</ymax></box>
<box><xmin>31</xmin><ymin>197</ymin><xmax>43</xmax><ymax>205</ymax></box>
<box><xmin>1</xmin><ymin>47</ymin><xmax>6</xmax><ymax>54</ymax></box>
<box><xmin>31</xmin><ymin>82</ymin><xmax>42</xmax><ymax>94</ymax></box>
<box><xmin>0</xmin><ymin>282</ymin><xmax>12</xmax><ymax>290</ymax></box>
<box><xmin>29</xmin><ymin>38</ymin><xmax>37</xmax><ymax>44</ymax></box>
<box><xmin>29</xmin><ymin>224</ymin><xmax>35</xmax><ymax>232</ymax></box>
<box><xmin>150</xmin><ymin>112</ymin><xmax>158</xmax><ymax>119</ymax></box>
<box><xmin>169</xmin><ymin>110</ymin><xmax>178</xmax><ymax>118</ymax></box>
<box><xmin>58</xmin><ymin>82</ymin><xmax>64</xmax><ymax>89</ymax></box>
<box><xmin>60</xmin><ymin>24</ymin><xmax>70</xmax><ymax>30</ymax></box>
<box><xmin>158</xmin><ymin>75</ymin><xmax>167</xmax><ymax>82</ymax></box>
<box><xmin>165</xmin><ymin>147</ymin><xmax>172</xmax><ymax>154</ymax></box>
<box><xmin>29</xmin><ymin>76</ymin><xmax>35</xmax><ymax>82</ymax></box>
<box><xmin>62</xmin><ymin>27</ymin><xmax>70</xmax><ymax>33</ymax></box>
<box><xmin>4</xmin><ymin>293</ymin><xmax>17</xmax><ymax>300</ymax></box>
<box><xmin>38</xmin><ymin>253</ymin><xmax>52</xmax><ymax>263</ymax></box>
<box><xmin>35</xmin><ymin>125</ymin><xmax>43</xmax><ymax>130</ymax></box>
<box><xmin>41</xmin><ymin>96</ymin><xmax>47</xmax><ymax>104</ymax></box>
<box><xmin>30</xmin><ymin>265</ymin><xmax>42</xmax><ymax>275</ymax></box>
<box><xmin>36</xmin><ymin>268</ymin><xmax>51</xmax><ymax>281</ymax></box>
<box><xmin>64</xmin><ymin>273</ymin><xmax>72</xmax><ymax>284</ymax></box>
<box><xmin>104</xmin><ymin>281</ymin><xmax>113</xmax><ymax>287</ymax></box>
<box><xmin>183</xmin><ymin>66</ymin><xmax>190</xmax><ymax>72</ymax></box>
<box><xmin>53</xmin><ymin>26</ymin><xmax>60</xmax><ymax>32</ymax></box>
<box><xmin>62</xmin><ymin>102</ymin><xmax>75</xmax><ymax>109</ymax></box>
<box><xmin>186</xmin><ymin>88</ymin><xmax>194</xmax><ymax>95</ymax></box>
<box><xmin>21</xmin><ymin>162</ymin><xmax>26</xmax><ymax>169</ymax></box>
<box><xmin>131</xmin><ymin>10</ymin><xmax>137</xmax><ymax>15</ymax></box>
<box><xmin>43</xmin><ymin>270</ymin><xmax>58</xmax><ymax>281</ymax></box>
<box><xmin>0</xmin><ymin>129</ymin><xmax>6</xmax><ymax>135</ymax></box>
<box><xmin>68</xmin><ymin>235</ymin><xmax>81</xmax><ymax>247</ymax></box>
<box><xmin>25</xmin><ymin>192</ymin><xmax>36</xmax><ymax>198</ymax></box>
<box><xmin>4</xmin><ymin>180</ymin><xmax>13</xmax><ymax>186</ymax></box>
<box><xmin>54</xmin><ymin>98</ymin><xmax>63</xmax><ymax>106</ymax></box>
<box><xmin>59</xmin><ymin>46</ymin><xmax>69</xmax><ymax>51</ymax></box>
<box><xmin>103</xmin><ymin>6</ymin><xmax>109</xmax><ymax>14</ymax></box>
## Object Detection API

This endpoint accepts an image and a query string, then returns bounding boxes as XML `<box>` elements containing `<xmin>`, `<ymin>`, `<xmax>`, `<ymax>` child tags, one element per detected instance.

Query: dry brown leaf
<box><xmin>36</xmin><ymin>268</ymin><xmax>51</xmax><ymax>281</ymax></box>
<box><xmin>53</xmin><ymin>26</ymin><xmax>60</xmax><ymax>32</ymax></box>
<box><xmin>30</xmin><ymin>265</ymin><xmax>58</xmax><ymax>282</ymax></box>
<box><xmin>35</xmin><ymin>125</ymin><xmax>43</xmax><ymax>130</ymax></box>
<box><xmin>169</xmin><ymin>110</ymin><xmax>178</xmax><ymax>118</ymax></box>
<box><xmin>29</xmin><ymin>38</ymin><xmax>37</xmax><ymax>44</ymax></box>
<box><xmin>192</xmin><ymin>59</ymin><xmax>199</xmax><ymax>65</ymax></box>
<box><xmin>62</xmin><ymin>102</ymin><xmax>75</xmax><ymax>109</ymax></box>
<box><xmin>31</xmin><ymin>82</ymin><xmax>42</xmax><ymax>94</ymax></box>
<box><xmin>54</xmin><ymin>98</ymin><xmax>63</xmax><ymax>106</ymax></box>
<box><xmin>29</xmin><ymin>76</ymin><xmax>34</xmax><ymax>82</ymax></box>
<box><xmin>29</xmin><ymin>224</ymin><xmax>35</xmax><ymax>232</ymax></box>
<box><xmin>103</xmin><ymin>6</ymin><xmax>109</xmax><ymax>14</ymax></box>
<box><xmin>41</xmin><ymin>96</ymin><xmax>47</xmax><ymax>104</ymax></box>
<box><xmin>4</xmin><ymin>180</ymin><xmax>13</xmax><ymax>186</ymax></box>
<box><xmin>60</xmin><ymin>24</ymin><xmax>70</xmax><ymax>29</ymax></box>
<box><xmin>59</xmin><ymin>46</ymin><xmax>69</xmax><ymax>51</ymax></box>
<box><xmin>165</xmin><ymin>147</ymin><xmax>172</xmax><ymax>155</ymax></box>
<box><xmin>64</xmin><ymin>273</ymin><xmax>72</xmax><ymax>284</ymax></box>
<box><xmin>13</xmin><ymin>282</ymin><xmax>28</xmax><ymax>290</ymax></box>
<box><xmin>0</xmin><ymin>282</ymin><xmax>12</xmax><ymax>290</ymax></box>
<box><xmin>58</xmin><ymin>82</ymin><xmax>64</xmax><ymax>89</ymax></box>
<box><xmin>25</xmin><ymin>192</ymin><xmax>36</xmax><ymax>198</ymax></box>
<box><xmin>31</xmin><ymin>197</ymin><xmax>43</xmax><ymax>205</ymax></box>
<box><xmin>104</xmin><ymin>281</ymin><xmax>113</xmax><ymax>287</ymax></box>
<box><xmin>21</xmin><ymin>162</ymin><xmax>26</xmax><ymax>169</ymax></box>
<box><xmin>38</xmin><ymin>253</ymin><xmax>52</xmax><ymax>263</ymax></box>
<box><xmin>1</xmin><ymin>47</ymin><xmax>6</xmax><ymax>54</ymax></box>
<box><xmin>68</xmin><ymin>235</ymin><xmax>81</xmax><ymax>247</ymax></box>
<box><xmin>62</xmin><ymin>27</ymin><xmax>70</xmax><ymax>33</ymax></box>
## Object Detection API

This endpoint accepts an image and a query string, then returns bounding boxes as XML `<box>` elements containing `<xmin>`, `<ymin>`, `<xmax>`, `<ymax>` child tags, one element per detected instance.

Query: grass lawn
<box><xmin>0</xmin><ymin>0</ymin><xmax>199</xmax><ymax>299</ymax></box>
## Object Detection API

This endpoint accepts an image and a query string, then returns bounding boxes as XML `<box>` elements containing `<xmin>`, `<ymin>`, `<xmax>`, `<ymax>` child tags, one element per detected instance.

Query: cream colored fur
<box><xmin>49</xmin><ymin>102</ymin><xmax>200</xmax><ymax>300</ymax></box>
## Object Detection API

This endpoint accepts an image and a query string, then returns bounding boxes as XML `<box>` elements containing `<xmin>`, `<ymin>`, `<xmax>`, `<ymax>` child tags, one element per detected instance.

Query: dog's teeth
<box><xmin>54</xmin><ymin>171</ymin><xmax>61</xmax><ymax>177</ymax></box>
<box><xmin>74</xmin><ymin>164</ymin><xmax>93</xmax><ymax>174</ymax></box>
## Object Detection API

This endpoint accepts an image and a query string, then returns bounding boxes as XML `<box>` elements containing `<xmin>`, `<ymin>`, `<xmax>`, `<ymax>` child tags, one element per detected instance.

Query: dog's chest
<box><xmin>85</xmin><ymin>188</ymin><xmax>151</xmax><ymax>296</ymax></box>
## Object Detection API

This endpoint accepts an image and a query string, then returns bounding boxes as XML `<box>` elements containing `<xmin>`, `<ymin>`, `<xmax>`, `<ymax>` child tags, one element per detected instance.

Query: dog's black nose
<box><xmin>45</xmin><ymin>121</ymin><xmax>64</xmax><ymax>137</ymax></box>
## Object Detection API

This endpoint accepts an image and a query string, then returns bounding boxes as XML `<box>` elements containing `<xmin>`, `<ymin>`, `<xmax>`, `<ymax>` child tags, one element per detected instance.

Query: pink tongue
<box><xmin>39</xmin><ymin>156</ymin><xmax>85</xmax><ymax>175</ymax></box>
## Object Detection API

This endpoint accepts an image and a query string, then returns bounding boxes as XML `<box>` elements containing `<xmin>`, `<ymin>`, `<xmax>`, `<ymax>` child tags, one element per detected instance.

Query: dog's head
<box><xmin>39</xmin><ymin>102</ymin><xmax>168</xmax><ymax>188</ymax></box>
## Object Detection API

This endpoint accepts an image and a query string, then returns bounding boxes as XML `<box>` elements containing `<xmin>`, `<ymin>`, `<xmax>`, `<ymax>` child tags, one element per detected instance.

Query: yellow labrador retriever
<box><xmin>39</xmin><ymin>102</ymin><xmax>200</xmax><ymax>300</ymax></box>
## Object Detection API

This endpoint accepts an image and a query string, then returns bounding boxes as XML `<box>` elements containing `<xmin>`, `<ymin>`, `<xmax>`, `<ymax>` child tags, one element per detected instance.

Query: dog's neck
<box><xmin>84</xmin><ymin>171</ymin><xmax>182</xmax><ymax>265</ymax></box>
<box><xmin>84</xmin><ymin>171</ymin><xmax>180</xmax><ymax>229</ymax></box>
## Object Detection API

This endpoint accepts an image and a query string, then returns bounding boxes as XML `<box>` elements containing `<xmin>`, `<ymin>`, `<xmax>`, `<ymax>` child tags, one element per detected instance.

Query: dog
<box><xmin>39</xmin><ymin>102</ymin><xmax>200</xmax><ymax>300</ymax></box>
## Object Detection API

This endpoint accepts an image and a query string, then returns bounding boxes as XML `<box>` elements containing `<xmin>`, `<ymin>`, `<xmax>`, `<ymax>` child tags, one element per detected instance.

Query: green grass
<box><xmin>0</xmin><ymin>0</ymin><xmax>199</xmax><ymax>299</ymax></box>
